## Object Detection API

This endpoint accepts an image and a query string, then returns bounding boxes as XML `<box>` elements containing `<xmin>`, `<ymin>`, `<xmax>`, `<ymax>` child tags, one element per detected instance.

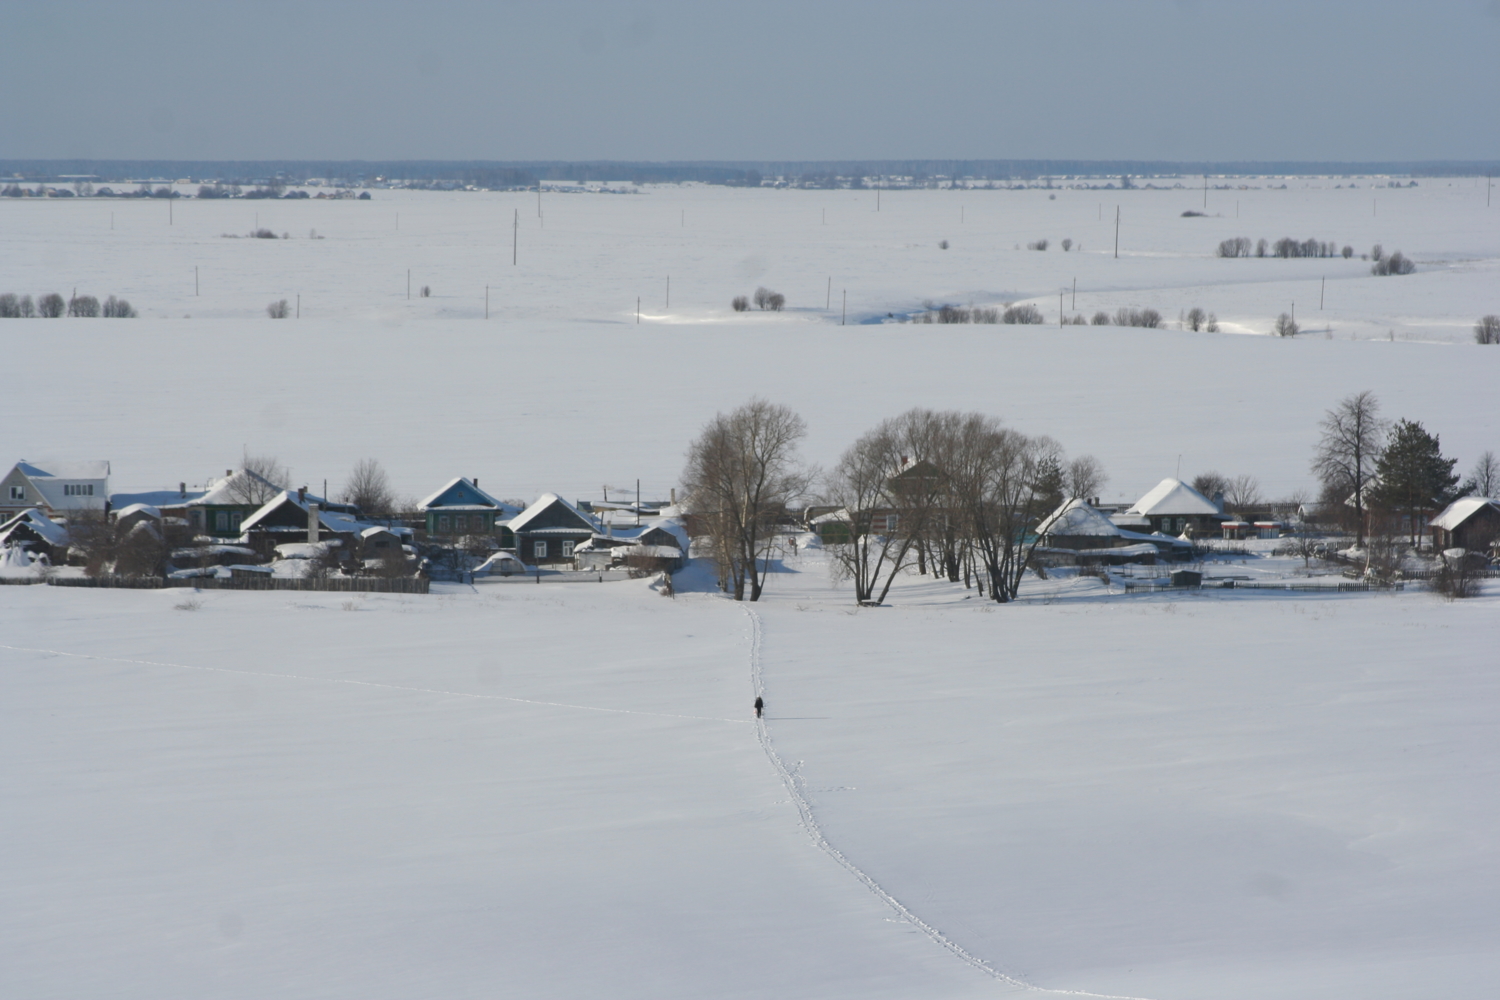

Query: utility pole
<box><xmin>1059</xmin><ymin>289</ymin><xmax>1064</xmax><ymax>327</ymax></box>
<box><xmin>636</xmin><ymin>297</ymin><xmax>640</xmax><ymax>324</ymax></box>
<box><xmin>1320</xmin><ymin>277</ymin><xmax>1325</xmax><ymax>310</ymax></box>
<box><xmin>195</xmin><ymin>266</ymin><xmax>199</xmax><ymax>296</ymax></box>
<box><xmin>1203</xmin><ymin>174</ymin><xmax>1207</xmax><ymax>211</ymax></box>
<box><xmin>513</xmin><ymin>209</ymin><xmax>518</xmax><ymax>265</ymax></box>
<box><xmin>296</xmin><ymin>294</ymin><xmax>300</xmax><ymax>318</ymax></box>
<box><xmin>842</xmin><ymin>289</ymin><xmax>846</xmax><ymax>326</ymax></box>
<box><xmin>1071</xmin><ymin>277</ymin><xmax>1076</xmax><ymax>310</ymax></box>
<box><xmin>826</xmin><ymin>277</ymin><xmax>831</xmax><ymax>310</ymax></box>
<box><xmin>665</xmin><ymin>275</ymin><xmax>670</xmax><ymax>310</ymax></box>
<box><xmin>1114</xmin><ymin>206</ymin><xmax>1120</xmax><ymax>259</ymax></box>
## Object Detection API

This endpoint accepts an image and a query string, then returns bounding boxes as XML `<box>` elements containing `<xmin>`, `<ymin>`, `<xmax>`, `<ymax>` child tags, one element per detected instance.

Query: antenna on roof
<box><xmin>1177</xmin><ymin>454</ymin><xmax>1182</xmax><ymax>480</ymax></box>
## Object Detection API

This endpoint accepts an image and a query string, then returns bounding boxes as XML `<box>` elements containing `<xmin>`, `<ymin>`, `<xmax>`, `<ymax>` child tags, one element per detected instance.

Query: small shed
<box><xmin>1429</xmin><ymin>497</ymin><xmax>1500</xmax><ymax>553</ymax></box>
<box><xmin>0</xmin><ymin>508</ymin><xmax>69</xmax><ymax>563</ymax></box>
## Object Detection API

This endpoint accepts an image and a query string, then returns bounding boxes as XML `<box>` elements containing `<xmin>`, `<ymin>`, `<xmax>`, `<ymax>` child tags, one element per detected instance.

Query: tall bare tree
<box><xmin>1066</xmin><ymin>455</ymin><xmax>1108</xmax><ymax>501</ymax></box>
<box><xmin>341</xmin><ymin>458</ymin><xmax>394</xmax><ymax>513</ymax></box>
<box><xmin>1463</xmin><ymin>450</ymin><xmax>1499</xmax><ymax>498</ymax></box>
<box><xmin>1225</xmin><ymin>474</ymin><xmax>1263</xmax><ymax>512</ymax></box>
<box><xmin>223</xmin><ymin>455</ymin><xmax>288</xmax><ymax>506</ymax></box>
<box><xmin>1310</xmin><ymin>391</ymin><xmax>1385</xmax><ymax>545</ymax></box>
<box><xmin>943</xmin><ymin>413</ymin><xmax>1050</xmax><ymax>603</ymax></box>
<box><xmin>681</xmin><ymin>399</ymin><xmax>811</xmax><ymax>601</ymax></box>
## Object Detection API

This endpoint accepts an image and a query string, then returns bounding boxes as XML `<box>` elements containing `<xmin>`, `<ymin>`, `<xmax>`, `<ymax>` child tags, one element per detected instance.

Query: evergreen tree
<box><xmin>1030</xmin><ymin>453</ymin><xmax>1067</xmax><ymax>516</ymax></box>
<box><xmin>1369</xmin><ymin>419</ymin><xmax>1459</xmax><ymax>546</ymax></box>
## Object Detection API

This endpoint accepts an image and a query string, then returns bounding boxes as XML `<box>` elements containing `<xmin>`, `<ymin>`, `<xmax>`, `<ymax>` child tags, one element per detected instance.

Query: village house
<box><xmin>237</xmin><ymin>489</ymin><xmax>378</xmax><ymax>557</ymax></box>
<box><xmin>417</xmin><ymin>477</ymin><xmax>519</xmax><ymax>543</ymax></box>
<box><xmin>1113</xmin><ymin>479</ymin><xmax>1229</xmax><ymax>538</ymax></box>
<box><xmin>1428</xmin><ymin>497</ymin><xmax>1500</xmax><ymax>554</ymax></box>
<box><xmin>508</xmin><ymin>493</ymin><xmax>602</xmax><ymax>565</ymax></box>
<box><xmin>1</xmin><ymin>460</ymin><xmax>110</xmax><ymax>521</ymax></box>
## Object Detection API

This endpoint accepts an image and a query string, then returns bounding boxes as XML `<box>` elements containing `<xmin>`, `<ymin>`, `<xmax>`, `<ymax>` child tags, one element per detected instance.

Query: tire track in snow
<box><xmin>0</xmin><ymin>643</ymin><xmax>749</xmax><ymax>726</ymax></box>
<box><xmin>741</xmin><ymin>605</ymin><xmax>1156</xmax><ymax>1000</ymax></box>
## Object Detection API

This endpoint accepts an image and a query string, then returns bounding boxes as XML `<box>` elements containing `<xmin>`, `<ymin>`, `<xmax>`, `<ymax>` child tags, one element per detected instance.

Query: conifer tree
<box><xmin>1369</xmin><ymin>419</ymin><xmax>1459</xmax><ymax>546</ymax></box>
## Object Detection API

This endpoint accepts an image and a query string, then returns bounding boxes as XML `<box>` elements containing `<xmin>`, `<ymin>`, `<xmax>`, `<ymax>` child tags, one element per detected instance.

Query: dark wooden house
<box><xmin>1429</xmin><ymin>497</ymin><xmax>1500</xmax><ymax>553</ymax></box>
<box><xmin>509</xmin><ymin>493</ymin><xmax>601</xmax><ymax>565</ymax></box>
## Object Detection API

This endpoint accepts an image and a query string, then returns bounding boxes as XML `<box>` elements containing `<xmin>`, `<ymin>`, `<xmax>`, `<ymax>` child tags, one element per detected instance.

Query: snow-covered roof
<box><xmin>186</xmin><ymin>469</ymin><xmax>292</xmax><ymax>506</ymax></box>
<box><xmin>475</xmin><ymin>551</ymin><xmax>526</xmax><ymax>573</ymax></box>
<box><xmin>508</xmin><ymin>493</ymin><xmax>601</xmax><ymax>534</ymax></box>
<box><xmin>111</xmin><ymin>489</ymin><xmax>206</xmax><ymax>508</ymax></box>
<box><xmin>114</xmin><ymin>503</ymin><xmax>161</xmax><ymax>520</ymax></box>
<box><xmin>274</xmin><ymin>541</ymin><xmax>335</xmax><ymax>560</ymax></box>
<box><xmin>0</xmin><ymin>508</ymin><xmax>69</xmax><ymax>546</ymax></box>
<box><xmin>15</xmin><ymin>460</ymin><xmax>110</xmax><ymax>481</ymax></box>
<box><xmin>416</xmin><ymin>477</ymin><xmax>509</xmax><ymax>512</ymax></box>
<box><xmin>1126</xmin><ymin>479</ymin><xmax>1223</xmax><ymax>517</ymax></box>
<box><xmin>240</xmin><ymin>491</ymin><xmax>373</xmax><ymax>534</ymax></box>
<box><xmin>1429</xmin><ymin>497</ymin><xmax>1499</xmax><ymax>532</ymax></box>
<box><xmin>360</xmin><ymin>525</ymin><xmax>398</xmax><ymax>539</ymax></box>
<box><xmin>1037</xmin><ymin>499</ymin><xmax>1122</xmax><ymax>538</ymax></box>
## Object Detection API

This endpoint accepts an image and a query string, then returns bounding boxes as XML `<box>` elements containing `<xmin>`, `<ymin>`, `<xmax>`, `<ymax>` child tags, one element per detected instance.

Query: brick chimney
<box><xmin>308</xmin><ymin>501</ymin><xmax>320</xmax><ymax>544</ymax></box>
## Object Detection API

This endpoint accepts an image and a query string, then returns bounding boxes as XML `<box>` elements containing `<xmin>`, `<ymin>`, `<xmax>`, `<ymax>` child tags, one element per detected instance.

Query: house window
<box><xmin>438</xmin><ymin>515</ymin><xmax>450</xmax><ymax>533</ymax></box>
<box><xmin>215</xmin><ymin>511</ymin><xmax>229</xmax><ymax>531</ymax></box>
<box><xmin>562</xmin><ymin>541</ymin><xmax>575</xmax><ymax>557</ymax></box>
<box><xmin>534</xmin><ymin>540</ymin><xmax>548</xmax><ymax>558</ymax></box>
<box><xmin>456</xmin><ymin>515</ymin><xmax>468</xmax><ymax>533</ymax></box>
<box><xmin>8</xmin><ymin>486</ymin><xmax>21</xmax><ymax>500</ymax></box>
<box><xmin>230</xmin><ymin>512</ymin><xmax>243</xmax><ymax>530</ymax></box>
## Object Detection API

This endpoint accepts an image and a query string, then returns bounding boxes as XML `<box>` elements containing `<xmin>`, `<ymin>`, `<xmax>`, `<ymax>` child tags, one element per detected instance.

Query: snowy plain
<box><xmin>3</xmin><ymin>180</ymin><xmax>1500</xmax><ymax>999</ymax></box>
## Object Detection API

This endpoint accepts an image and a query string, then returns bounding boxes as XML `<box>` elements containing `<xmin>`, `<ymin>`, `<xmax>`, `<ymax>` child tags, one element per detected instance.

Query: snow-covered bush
<box><xmin>102</xmin><ymin>296</ymin><xmax>136</xmax><ymax>318</ymax></box>
<box><xmin>68</xmin><ymin>295</ymin><xmax>101</xmax><ymax>317</ymax></box>
<box><xmin>1002</xmin><ymin>304</ymin><xmax>1044</xmax><ymax>324</ymax></box>
<box><xmin>267</xmin><ymin>299</ymin><xmax>290</xmax><ymax>319</ymax></box>
<box><xmin>1273</xmin><ymin>313</ymin><xmax>1300</xmax><ymax>337</ymax></box>
<box><xmin>36</xmin><ymin>293</ymin><xmax>65</xmax><ymax>317</ymax></box>
<box><xmin>732</xmin><ymin>296</ymin><xmax>749</xmax><ymax>312</ymax></box>
<box><xmin>1370</xmin><ymin>251</ymin><xmax>1415</xmax><ymax>276</ymax></box>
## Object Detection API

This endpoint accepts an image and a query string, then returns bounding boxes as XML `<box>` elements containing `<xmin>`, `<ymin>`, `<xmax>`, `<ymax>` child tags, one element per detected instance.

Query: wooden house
<box><xmin>417</xmin><ymin>477</ymin><xmax>519</xmax><ymax>544</ymax></box>
<box><xmin>238</xmin><ymin>491</ymin><xmax>373</xmax><ymax>556</ymax></box>
<box><xmin>509</xmin><ymin>493</ymin><xmax>602</xmax><ymax>565</ymax></box>
<box><xmin>1429</xmin><ymin>497</ymin><xmax>1500</xmax><ymax>553</ymax></box>
<box><xmin>184</xmin><ymin>469</ymin><xmax>295</xmax><ymax>537</ymax></box>
<box><xmin>1113</xmin><ymin>479</ymin><xmax>1228</xmax><ymax>538</ymax></box>
<box><xmin>1036</xmin><ymin>499</ymin><xmax>1127</xmax><ymax>550</ymax></box>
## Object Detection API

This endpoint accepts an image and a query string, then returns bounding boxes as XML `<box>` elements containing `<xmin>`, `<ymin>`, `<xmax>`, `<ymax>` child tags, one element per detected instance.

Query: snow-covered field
<box><xmin>2</xmin><ymin>181</ymin><xmax>1497</xmax><ymax>501</ymax></box>
<box><xmin>4</xmin><ymin>181</ymin><xmax>1500</xmax><ymax>999</ymax></box>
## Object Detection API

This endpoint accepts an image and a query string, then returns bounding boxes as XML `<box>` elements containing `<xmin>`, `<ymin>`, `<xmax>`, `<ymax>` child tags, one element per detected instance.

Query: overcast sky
<box><xmin>5</xmin><ymin>0</ymin><xmax>1498</xmax><ymax>163</ymax></box>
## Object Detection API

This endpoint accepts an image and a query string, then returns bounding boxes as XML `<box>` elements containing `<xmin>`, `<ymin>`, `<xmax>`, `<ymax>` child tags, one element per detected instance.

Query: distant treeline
<box><xmin>3</xmin><ymin>158</ymin><xmax>1499</xmax><ymax>187</ymax></box>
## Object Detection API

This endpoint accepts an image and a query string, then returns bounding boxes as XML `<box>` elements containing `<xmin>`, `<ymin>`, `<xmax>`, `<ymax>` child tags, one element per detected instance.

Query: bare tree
<box><xmin>1370</xmin><ymin>251</ymin><xmax>1415</xmax><ymax>276</ymax></box>
<box><xmin>1066</xmin><ymin>455</ymin><xmax>1108</xmax><ymax>500</ymax></box>
<box><xmin>942</xmin><ymin>415</ymin><xmax>1052</xmax><ymax>603</ymax></box>
<box><xmin>681</xmin><ymin>399</ymin><xmax>812</xmax><ymax>601</ymax></box>
<box><xmin>1311</xmin><ymin>391</ymin><xmax>1386</xmax><ymax>545</ymax></box>
<box><xmin>1184</xmin><ymin>307</ymin><xmax>1207</xmax><ymax>331</ymax></box>
<box><xmin>1226</xmin><ymin>473</ymin><xmax>1262</xmax><ymax>512</ymax></box>
<box><xmin>821</xmin><ymin>423</ymin><xmax>914</xmax><ymax>605</ymax></box>
<box><xmin>1191</xmin><ymin>471</ymin><xmax>1229</xmax><ymax>503</ymax></box>
<box><xmin>224</xmin><ymin>456</ymin><xmax>289</xmax><ymax>506</ymax></box>
<box><xmin>341</xmin><ymin>458</ymin><xmax>394</xmax><ymax>513</ymax></box>
<box><xmin>1464</xmin><ymin>450</ymin><xmax>1499</xmax><ymax>497</ymax></box>
<box><xmin>267</xmin><ymin>299</ymin><xmax>289</xmax><ymax>318</ymax></box>
<box><xmin>732</xmin><ymin>296</ymin><xmax>749</xmax><ymax>312</ymax></box>
<box><xmin>1476</xmin><ymin>315</ymin><xmax>1500</xmax><ymax>345</ymax></box>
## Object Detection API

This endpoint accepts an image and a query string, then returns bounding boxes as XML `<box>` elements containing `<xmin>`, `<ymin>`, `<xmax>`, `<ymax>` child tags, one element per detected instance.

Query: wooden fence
<box><xmin>46</xmin><ymin>575</ymin><xmax>429</xmax><ymax>594</ymax></box>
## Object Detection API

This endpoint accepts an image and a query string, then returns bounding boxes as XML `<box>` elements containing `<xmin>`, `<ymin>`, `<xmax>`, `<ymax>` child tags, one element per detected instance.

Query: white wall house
<box><xmin>1</xmin><ymin>460</ymin><xmax>111</xmax><ymax>520</ymax></box>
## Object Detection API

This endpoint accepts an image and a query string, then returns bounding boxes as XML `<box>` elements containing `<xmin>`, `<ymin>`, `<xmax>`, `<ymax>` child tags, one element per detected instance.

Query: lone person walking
<box><xmin>754</xmin><ymin>696</ymin><xmax>764</xmax><ymax>719</ymax></box>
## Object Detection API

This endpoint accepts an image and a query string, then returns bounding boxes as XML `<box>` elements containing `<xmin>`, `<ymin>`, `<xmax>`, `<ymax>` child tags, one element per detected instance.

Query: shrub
<box><xmin>18</xmin><ymin>295</ymin><xmax>33</xmax><ymax>316</ymax></box>
<box><xmin>767</xmin><ymin>293</ymin><xmax>785</xmax><ymax>311</ymax></box>
<box><xmin>938</xmin><ymin>239</ymin><xmax>949</xmax><ymax>249</ymax></box>
<box><xmin>1002</xmin><ymin>303</ymin><xmax>1045</xmax><ymax>324</ymax></box>
<box><xmin>1091</xmin><ymin>311</ymin><xmax>1110</xmax><ymax>325</ymax></box>
<box><xmin>1062</xmin><ymin>314</ymin><xmax>1088</xmax><ymax>325</ymax></box>
<box><xmin>420</xmin><ymin>285</ymin><xmax>431</xmax><ymax>298</ymax></box>
<box><xmin>252</xmin><ymin>228</ymin><xmax>277</xmax><ymax>239</ymax></box>
<box><xmin>1184</xmin><ymin>307</ymin><xmax>1207</xmax><ymax>331</ymax></box>
<box><xmin>1113</xmin><ymin>307</ymin><xmax>1163</xmax><ymax>328</ymax></box>
<box><xmin>1342</xmin><ymin>245</ymin><xmax>1354</xmax><ymax>258</ymax></box>
<box><xmin>1371</xmin><ymin>251</ymin><xmax>1415</xmax><ymax>276</ymax></box>
<box><xmin>68</xmin><ymin>295</ymin><xmax>101</xmax><ymax>317</ymax></box>
<box><xmin>1027</xmin><ymin>239</ymin><xmax>1049</xmax><ymax>251</ymax></box>
<box><xmin>1217</xmin><ymin>237</ymin><xmax>1252</xmax><ymax>258</ymax></box>
<box><xmin>267</xmin><ymin>299</ymin><xmax>290</xmax><ymax>318</ymax></box>
<box><xmin>1181</xmin><ymin>210</ymin><xmax>1206</xmax><ymax>217</ymax></box>
<box><xmin>1061</xmin><ymin>238</ymin><xmax>1073</xmax><ymax>251</ymax></box>
<box><xmin>732</xmin><ymin>296</ymin><xmax>749</xmax><ymax>312</ymax></box>
<box><xmin>1475</xmin><ymin>315</ymin><xmax>1500</xmax><ymax>345</ymax></box>
<box><xmin>1273</xmin><ymin>312</ymin><xmax>1300</xmax><ymax>337</ymax></box>
<box><xmin>1205</xmin><ymin>313</ymin><xmax>1219</xmax><ymax>332</ymax></box>
<box><xmin>102</xmin><ymin>296</ymin><xmax>136</xmax><ymax>318</ymax></box>
<box><xmin>1371</xmin><ymin>243</ymin><xmax>1383</xmax><ymax>262</ymax></box>
<box><xmin>1255</xmin><ymin>238</ymin><xmax>1268</xmax><ymax>257</ymax></box>
<box><xmin>0</xmin><ymin>294</ymin><xmax>17</xmax><ymax>317</ymax></box>
<box><xmin>37</xmin><ymin>293</ymin><xmax>64</xmax><ymax>317</ymax></box>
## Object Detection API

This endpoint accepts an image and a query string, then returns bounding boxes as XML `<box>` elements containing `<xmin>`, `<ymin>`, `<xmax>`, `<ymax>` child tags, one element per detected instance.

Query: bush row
<box><xmin>0</xmin><ymin>293</ymin><xmax>135</xmax><ymax>317</ymax></box>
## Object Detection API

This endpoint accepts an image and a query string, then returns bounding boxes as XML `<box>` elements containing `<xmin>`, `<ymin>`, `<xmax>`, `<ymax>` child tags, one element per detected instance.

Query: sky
<box><xmin>3</xmin><ymin>0</ymin><xmax>1499</xmax><ymax>163</ymax></box>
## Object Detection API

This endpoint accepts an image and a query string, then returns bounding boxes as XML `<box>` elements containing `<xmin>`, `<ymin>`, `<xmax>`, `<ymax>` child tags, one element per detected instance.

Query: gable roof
<box><xmin>1037</xmin><ymin>498</ymin><xmax>1123</xmax><ymax>538</ymax></box>
<box><xmin>186</xmin><ymin>468</ymin><xmax>292</xmax><ymax>506</ymax></box>
<box><xmin>14</xmin><ymin>460</ymin><xmax>110</xmax><ymax>481</ymax></box>
<box><xmin>416</xmin><ymin>477</ymin><xmax>510</xmax><ymax>512</ymax></box>
<box><xmin>508</xmin><ymin>493</ymin><xmax>601</xmax><ymax>535</ymax></box>
<box><xmin>0</xmin><ymin>508</ymin><xmax>69</xmax><ymax>547</ymax></box>
<box><xmin>1429</xmin><ymin>496</ymin><xmax>1500</xmax><ymax>532</ymax></box>
<box><xmin>240</xmin><ymin>491</ymin><xmax>372</xmax><ymax>534</ymax></box>
<box><xmin>1127</xmin><ymin>479</ymin><xmax>1223</xmax><ymax>517</ymax></box>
